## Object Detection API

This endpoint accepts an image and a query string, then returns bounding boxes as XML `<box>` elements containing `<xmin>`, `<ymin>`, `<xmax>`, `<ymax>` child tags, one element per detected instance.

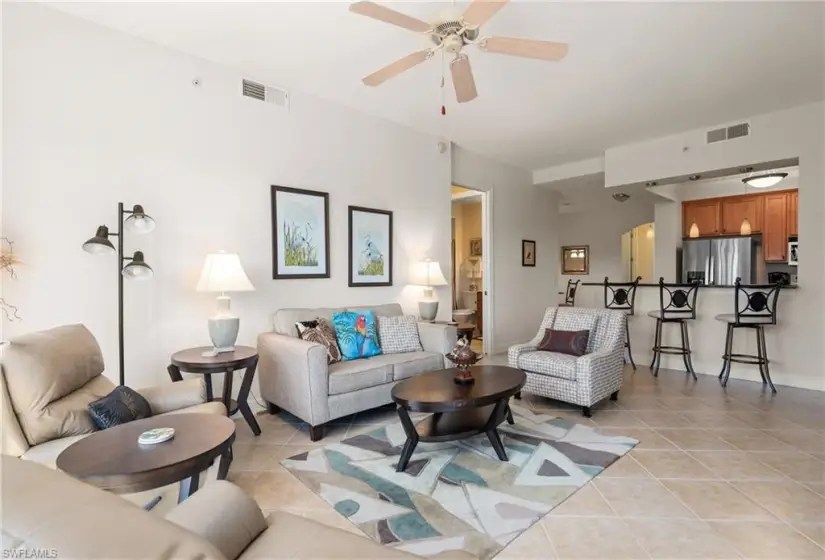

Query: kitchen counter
<box><xmin>580</xmin><ymin>282</ymin><xmax>798</xmax><ymax>289</ymax></box>
<box><xmin>567</xmin><ymin>282</ymin><xmax>808</xmax><ymax>388</ymax></box>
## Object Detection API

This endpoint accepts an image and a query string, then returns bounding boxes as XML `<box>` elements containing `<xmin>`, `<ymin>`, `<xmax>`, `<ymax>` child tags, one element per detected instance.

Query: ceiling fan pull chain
<box><xmin>440</xmin><ymin>50</ymin><xmax>446</xmax><ymax>116</ymax></box>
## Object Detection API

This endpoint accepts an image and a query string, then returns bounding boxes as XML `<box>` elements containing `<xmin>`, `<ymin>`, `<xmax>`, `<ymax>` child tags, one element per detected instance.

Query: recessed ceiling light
<box><xmin>645</xmin><ymin>181</ymin><xmax>657</xmax><ymax>187</ymax></box>
<box><xmin>743</xmin><ymin>172</ymin><xmax>788</xmax><ymax>189</ymax></box>
<box><xmin>688</xmin><ymin>174</ymin><xmax>701</xmax><ymax>181</ymax></box>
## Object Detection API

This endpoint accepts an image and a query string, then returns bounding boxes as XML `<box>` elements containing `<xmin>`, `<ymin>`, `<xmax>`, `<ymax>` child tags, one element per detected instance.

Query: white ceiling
<box><xmin>42</xmin><ymin>1</ymin><xmax>825</xmax><ymax>170</ymax></box>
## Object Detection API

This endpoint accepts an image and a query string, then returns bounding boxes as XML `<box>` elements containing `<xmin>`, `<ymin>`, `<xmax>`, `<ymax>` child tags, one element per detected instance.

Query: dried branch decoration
<box><xmin>1</xmin><ymin>237</ymin><xmax>21</xmax><ymax>321</ymax></box>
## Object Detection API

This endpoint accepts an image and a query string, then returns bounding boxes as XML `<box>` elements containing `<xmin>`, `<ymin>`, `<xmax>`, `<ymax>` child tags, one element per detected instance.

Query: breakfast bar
<box><xmin>573</xmin><ymin>282</ymin><xmax>809</xmax><ymax>389</ymax></box>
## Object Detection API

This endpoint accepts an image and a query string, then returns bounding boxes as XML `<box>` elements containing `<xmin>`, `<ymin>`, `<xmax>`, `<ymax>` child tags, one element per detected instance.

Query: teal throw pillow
<box><xmin>332</xmin><ymin>310</ymin><xmax>383</xmax><ymax>361</ymax></box>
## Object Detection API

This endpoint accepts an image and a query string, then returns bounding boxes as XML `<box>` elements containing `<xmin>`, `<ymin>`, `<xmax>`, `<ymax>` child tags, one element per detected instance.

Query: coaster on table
<box><xmin>138</xmin><ymin>427</ymin><xmax>175</xmax><ymax>445</ymax></box>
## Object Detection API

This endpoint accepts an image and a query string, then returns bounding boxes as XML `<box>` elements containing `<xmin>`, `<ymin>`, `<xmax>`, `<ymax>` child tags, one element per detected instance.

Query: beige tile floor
<box><xmin>228</xmin><ymin>362</ymin><xmax>825</xmax><ymax>559</ymax></box>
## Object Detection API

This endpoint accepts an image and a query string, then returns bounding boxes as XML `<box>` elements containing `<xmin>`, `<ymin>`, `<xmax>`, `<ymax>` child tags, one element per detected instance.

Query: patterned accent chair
<box><xmin>508</xmin><ymin>307</ymin><xmax>627</xmax><ymax>417</ymax></box>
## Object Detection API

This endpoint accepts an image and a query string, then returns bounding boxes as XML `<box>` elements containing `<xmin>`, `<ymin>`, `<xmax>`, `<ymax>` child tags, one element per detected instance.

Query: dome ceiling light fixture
<box><xmin>742</xmin><ymin>171</ymin><xmax>789</xmax><ymax>189</ymax></box>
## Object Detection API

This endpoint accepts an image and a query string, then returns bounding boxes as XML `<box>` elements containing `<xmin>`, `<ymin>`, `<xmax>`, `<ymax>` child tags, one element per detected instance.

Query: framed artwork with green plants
<box><xmin>348</xmin><ymin>206</ymin><xmax>392</xmax><ymax>287</ymax></box>
<box><xmin>271</xmin><ymin>185</ymin><xmax>330</xmax><ymax>279</ymax></box>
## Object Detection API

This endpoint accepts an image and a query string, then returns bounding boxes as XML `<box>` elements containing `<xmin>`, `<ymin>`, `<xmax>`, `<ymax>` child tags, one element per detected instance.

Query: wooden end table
<box><xmin>168</xmin><ymin>346</ymin><xmax>261</xmax><ymax>436</ymax></box>
<box><xmin>390</xmin><ymin>365</ymin><xmax>526</xmax><ymax>472</ymax></box>
<box><xmin>56</xmin><ymin>413</ymin><xmax>235</xmax><ymax>503</ymax></box>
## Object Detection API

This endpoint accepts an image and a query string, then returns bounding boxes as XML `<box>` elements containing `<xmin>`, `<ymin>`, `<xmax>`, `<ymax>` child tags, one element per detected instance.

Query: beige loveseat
<box><xmin>0</xmin><ymin>324</ymin><xmax>224</xmax><ymax>491</ymax></box>
<box><xmin>2</xmin><ymin>455</ymin><xmax>425</xmax><ymax>559</ymax></box>
<box><xmin>258</xmin><ymin>304</ymin><xmax>456</xmax><ymax>440</ymax></box>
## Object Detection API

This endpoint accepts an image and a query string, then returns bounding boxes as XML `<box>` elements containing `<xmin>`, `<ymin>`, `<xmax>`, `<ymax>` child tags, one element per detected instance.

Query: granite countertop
<box><xmin>579</xmin><ymin>282</ymin><xmax>798</xmax><ymax>289</ymax></box>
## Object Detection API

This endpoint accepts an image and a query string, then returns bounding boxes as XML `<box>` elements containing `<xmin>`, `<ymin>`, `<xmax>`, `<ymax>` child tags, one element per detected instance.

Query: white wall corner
<box><xmin>532</xmin><ymin>157</ymin><xmax>605</xmax><ymax>185</ymax></box>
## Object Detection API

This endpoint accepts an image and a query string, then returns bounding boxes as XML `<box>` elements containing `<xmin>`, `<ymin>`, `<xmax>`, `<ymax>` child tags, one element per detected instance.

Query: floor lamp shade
<box><xmin>197</xmin><ymin>252</ymin><xmax>255</xmax><ymax>354</ymax></box>
<box><xmin>409</xmin><ymin>259</ymin><xmax>448</xmax><ymax>321</ymax></box>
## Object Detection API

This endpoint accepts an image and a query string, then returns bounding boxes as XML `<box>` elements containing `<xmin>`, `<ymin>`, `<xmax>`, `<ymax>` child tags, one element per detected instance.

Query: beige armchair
<box><xmin>3</xmin><ymin>455</ymin><xmax>425</xmax><ymax>560</ymax></box>
<box><xmin>0</xmin><ymin>324</ymin><xmax>225</xmax><ymax>472</ymax></box>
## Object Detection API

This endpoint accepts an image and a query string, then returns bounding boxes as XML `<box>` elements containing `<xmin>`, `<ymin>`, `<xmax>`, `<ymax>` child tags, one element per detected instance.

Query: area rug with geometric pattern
<box><xmin>281</xmin><ymin>404</ymin><xmax>638</xmax><ymax>559</ymax></box>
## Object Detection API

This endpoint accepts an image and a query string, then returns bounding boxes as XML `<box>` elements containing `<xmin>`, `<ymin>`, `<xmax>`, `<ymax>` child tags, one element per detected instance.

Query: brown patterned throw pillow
<box><xmin>537</xmin><ymin>328</ymin><xmax>590</xmax><ymax>357</ymax></box>
<box><xmin>296</xmin><ymin>318</ymin><xmax>342</xmax><ymax>365</ymax></box>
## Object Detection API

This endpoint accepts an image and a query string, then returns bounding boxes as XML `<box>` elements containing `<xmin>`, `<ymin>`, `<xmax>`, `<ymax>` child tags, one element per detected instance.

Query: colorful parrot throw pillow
<box><xmin>332</xmin><ymin>310</ymin><xmax>383</xmax><ymax>361</ymax></box>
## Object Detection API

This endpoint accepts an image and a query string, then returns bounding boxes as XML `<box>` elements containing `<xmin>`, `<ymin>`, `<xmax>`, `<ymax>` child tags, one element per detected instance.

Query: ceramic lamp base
<box><xmin>418</xmin><ymin>300</ymin><xmax>439</xmax><ymax>322</ymax></box>
<box><xmin>208</xmin><ymin>316</ymin><xmax>239</xmax><ymax>354</ymax></box>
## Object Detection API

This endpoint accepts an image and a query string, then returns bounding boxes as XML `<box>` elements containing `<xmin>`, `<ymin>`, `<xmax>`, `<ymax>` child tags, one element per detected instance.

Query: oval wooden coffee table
<box><xmin>56</xmin><ymin>413</ymin><xmax>235</xmax><ymax>503</ymax></box>
<box><xmin>391</xmin><ymin>365</ymin><xmax>526</xmax><ymax>472</ymax></box>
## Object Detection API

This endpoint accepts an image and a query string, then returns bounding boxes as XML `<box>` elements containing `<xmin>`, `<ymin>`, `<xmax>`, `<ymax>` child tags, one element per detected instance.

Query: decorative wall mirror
<box><xmin>561</xmin><ymin>245</ymin><xmax>589</xmax><ymax>275</ymax></box>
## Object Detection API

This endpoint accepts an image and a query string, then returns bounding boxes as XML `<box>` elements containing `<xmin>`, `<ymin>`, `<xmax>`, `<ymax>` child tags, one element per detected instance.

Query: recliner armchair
<box><xmin>0</xmin><ymin>324</ymin><xmax>225</xmax><ymax>499</ymax></box>
<box><xmin>508</xmin><ymin>307</ymin><xmax>626</xmax><ymax>417</ymax></box>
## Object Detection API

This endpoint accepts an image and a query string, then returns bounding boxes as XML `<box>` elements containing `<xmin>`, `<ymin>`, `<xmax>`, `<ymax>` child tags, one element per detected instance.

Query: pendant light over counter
<box><xmin>689</xmin><ymin>220</ymin><xmax>699</xmax><ymax>238</ymax></box>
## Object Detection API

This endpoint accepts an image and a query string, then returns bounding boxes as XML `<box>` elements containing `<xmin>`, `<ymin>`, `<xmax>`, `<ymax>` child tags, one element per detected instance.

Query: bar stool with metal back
<box><xmin>604</xmin><ymin>276</ymin><xmax>641</xmax><ymax>370</ymax></box>
<box><xmin>715</xmin><ymin>278</ymin><xmax>783</xmax><ymax>393</ymax></box>
<box><xmin>648</xmin><ymin>278</ymin><xmax>700</xmax><ymax>379</ymax></box>
<box><xmin>560</xmin><ymin>279</ymin><xmax>580</xmax><ymax>307</ymax></box>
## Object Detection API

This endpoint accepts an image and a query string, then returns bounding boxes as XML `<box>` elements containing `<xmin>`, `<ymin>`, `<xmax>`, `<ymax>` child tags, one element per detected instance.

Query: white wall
<box><xmin>556</xmin><ymin>196</ymin><xmax>655</xmax><ymax>292</ymax></box>
<box><xmin>452</xmin><ymin>145</ymin><xmax>558</xmax><ymax>353</ymax></box>
<box><xmin>610</xmin><ymin>103</ymin><xmax>825</xmax><ymax>390</ymax></box>
<box><xmin>2</xmin><ymin>3</ymin><xmax>453</xmax><ymax>388</ymax></box>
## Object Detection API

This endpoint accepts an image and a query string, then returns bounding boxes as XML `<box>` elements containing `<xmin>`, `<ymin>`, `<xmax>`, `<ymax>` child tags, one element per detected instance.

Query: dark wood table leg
<box><xmin>222</xmin><ymin>369</ymin><xmax>235</xmax><ymax>413</ymax></box>
<box><xmin>395</xmin><ymin>406</ymin><xmax>419</xmax><ymax>473</ymax></box>
<box><xmin>204</xmin><ymin>374</ymin><xmax>213</xmax><ymax>402</ymax></box>
<box><xmin>167</xmin><ymin>364</ymin><xmax>183</xmax><ymax>382</ymax></box>
<box><xmin>217</xmin><ymin>448</ymin><xmax>232</xmax><ymax>480</ymax></box>
<box><xmin>236</xmin><ymin>359</ymin><xmax>261</xmax><ymax>436</ymax></box>
<box><xmin>506</xmin><ymin>403</ymin><xmax>515</xmax><ymax>425</ymax></box>
<box><xmin>178</xmin><ymin>471</ymin><xmax>200</xmax><ymax>503</ymax></box>
<box><xmin>485</xmin><ymin>400</ymin><xmax>509</xmax><ymax>461</ymax></box>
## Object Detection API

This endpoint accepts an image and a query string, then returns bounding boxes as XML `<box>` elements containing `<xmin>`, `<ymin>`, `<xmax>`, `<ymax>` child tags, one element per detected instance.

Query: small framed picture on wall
<box><xmin>271</xmin><ymin>185</ymin><xmax>330</xmax><ymax>279</ymax></box>
<box><xmin>348</xmin><ymin>206</ymin><xmax>393</xmax><ymax>287</ymax></box>
<box><xmin>522</xmin><ymin>240</ymin><xmax>536</xmax><ymax>267</ymax></box>
<box><xmin>469</xmin><ymin>237</ymin><xmax>482</xmax><ymax>257</ymax></box>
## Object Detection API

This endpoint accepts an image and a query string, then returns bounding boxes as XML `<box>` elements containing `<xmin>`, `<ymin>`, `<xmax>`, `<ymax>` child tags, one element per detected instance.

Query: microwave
<box><xmin>788</xmin><ymin>236</ymin><xmax>798</xmax><ymax>266</ymax></box>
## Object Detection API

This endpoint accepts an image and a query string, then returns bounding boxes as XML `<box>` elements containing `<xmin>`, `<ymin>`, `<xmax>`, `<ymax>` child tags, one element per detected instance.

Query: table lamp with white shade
<box><xmin>410</xmin><ymin>259</ymin><xmax>448</xmax><ymax>321</ymax></box>
<box><xmin>196</xmin><ymin>252</ymin><xmax>255</xmax><ymax>357</ymax></box>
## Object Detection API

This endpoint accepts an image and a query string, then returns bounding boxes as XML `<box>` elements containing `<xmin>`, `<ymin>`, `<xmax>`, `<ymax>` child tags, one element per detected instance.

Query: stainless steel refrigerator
<box><xmin>682</xmin><ymin>236</ymin><xmax>764</xmax><ymax>285</ymax></box>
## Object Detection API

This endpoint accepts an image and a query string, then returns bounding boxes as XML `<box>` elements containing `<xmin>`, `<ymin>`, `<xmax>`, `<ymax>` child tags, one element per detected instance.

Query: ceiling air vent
<box><xmin>706</xmin><ymin>122</ymin><xmax>750</xmax><ymax>144</ymax></box>
<box><xmin>241</xmin><ymin>79</ymin><xmax>289</xmax><ymax>109</ymax></box>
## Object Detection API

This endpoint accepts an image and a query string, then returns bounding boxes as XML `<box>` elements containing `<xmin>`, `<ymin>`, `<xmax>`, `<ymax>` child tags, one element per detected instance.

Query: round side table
<box><xmin>168</xmin><ymin>346</ymin><xmax>261</xmax><ymax>436</ymax></box>
<box><xmin>56</xmin><ymin>413</ymin><xmax>235</xmax><ymax>503</ymax></box>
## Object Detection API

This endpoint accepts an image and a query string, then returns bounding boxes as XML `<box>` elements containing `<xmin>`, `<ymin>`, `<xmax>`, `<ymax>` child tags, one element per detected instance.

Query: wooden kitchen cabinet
<box><xmin>721</xmin><ymin>196</ymin><xmax>763</xmax><ymax>234</ymax></box>
<box><xmin>683</xmin><ymin>199</ymin><xmax>721</xmax><ymax>237</ymax></box>
<box><xmin>763</xmin><ymin>192</ymin><xmax>789</xmax><ymax>262</ymax></box>
<box><xmin>788</xmin><ymin>190</ymin><xmax>798</xmax><ymax>236</ymax></box>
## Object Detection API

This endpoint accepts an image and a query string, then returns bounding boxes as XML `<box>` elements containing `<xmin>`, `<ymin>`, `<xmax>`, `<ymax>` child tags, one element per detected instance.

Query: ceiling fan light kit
<box><xmin>349</xmin><ymin>0</ymin><xmax>568</xmax><ymax>104</ymax></box>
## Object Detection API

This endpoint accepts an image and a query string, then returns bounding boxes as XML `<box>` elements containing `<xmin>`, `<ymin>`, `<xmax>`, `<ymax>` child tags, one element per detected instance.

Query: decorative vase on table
<box><xmin>446</xmin><ymin>338</ymin><xmax>481</xmax><ymax>385</ymax></box>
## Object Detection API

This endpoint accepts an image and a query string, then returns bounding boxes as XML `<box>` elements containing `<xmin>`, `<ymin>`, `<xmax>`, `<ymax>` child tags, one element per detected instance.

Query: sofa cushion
<box><xmin>537</xmin><ymin>329</ymin><xmax>590</xmax><ymax>357</ymax></box>
<box><xmin>273</xmin><ymin>304</ymin><xmax>403</xmax><ymax>337</ymax></box>
<box><xmin>87</xmin><ymin>386</ymin><xmax>153</xmax><ymax>430</ymax></box>
<box><xmin>2</xmin><ymin>324</ymin><xmax>113</xmax><ymax>446</ymax></box>
<box><xmin>20</xmin><ymin>434</ymin><xmax>89</xmax><ymax>469</ymax></box>
<box><xmin>517</xmin><ymin>351</ymin><xmax>578</xmax><ymax>381</ymax></box>
<box><xmin>553</xmin><ymin>309</ymin><xmax>599</xmax><ymax>352</ymax></box>
<box><xmin>296</xmin><ymin>318</ymin><xmax>342</xmax><ymax>364</ymax></box>
<box><xmin>332</xmin><ymin>310</ymin><xmax>382</xmax><ymax>361</ymax></box>
<box><xmin>391</xmin><ymin>351</ymin><xmax>444</xmax><ymax>381</ymax></box>
<box><xmin>377</xmin><ymin>315</ymin><xmax>423</xmax><ymax>354</ymax></box>
<box><xmin>328</xmin><ymin>358</ymin><xmax>393</xmax><ymax>396</ymax></box>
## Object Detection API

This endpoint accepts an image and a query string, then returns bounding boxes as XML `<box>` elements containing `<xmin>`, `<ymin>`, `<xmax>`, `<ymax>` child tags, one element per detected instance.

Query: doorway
<box><xmin>622</xmin><ymin>222</ymin><xmax>655</xmax><ymax>282</ymax></box>
<box><xmin>451</xmin><ymin>185</ymin><xmax>491</xmax><ymax>355</ymax></box>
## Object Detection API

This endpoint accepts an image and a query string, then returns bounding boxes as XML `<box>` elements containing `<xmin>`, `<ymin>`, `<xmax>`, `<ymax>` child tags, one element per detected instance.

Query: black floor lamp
<box><xmin>82</xmin><ymin>203</ymin><xmax>155</xmax><ymax>386</ymax></box>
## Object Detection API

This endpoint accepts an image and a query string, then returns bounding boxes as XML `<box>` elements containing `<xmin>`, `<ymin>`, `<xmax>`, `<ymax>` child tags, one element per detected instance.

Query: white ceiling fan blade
<box><xmin>451</xmin><ymin>54</ymin><xmax>478</xmax><ymax>103</ymax></box>
<box><xmin>481</xmin><ymin>37</ymin><xmax>569</xmax><ymax>61</ymax></box>
<box><xmin>462</xmin><ymin>0</ymin><xmax>510</xmax><ymax>28</ymax></box>
<box><xmin>363</xmin><ymin>50</ymin><xmax>432</xmax><ymax>86</ymax></box>
<box><xmin>349</xmin><ymin>1</ymin><xmax>431</xmax><ymax>33</ymax></box>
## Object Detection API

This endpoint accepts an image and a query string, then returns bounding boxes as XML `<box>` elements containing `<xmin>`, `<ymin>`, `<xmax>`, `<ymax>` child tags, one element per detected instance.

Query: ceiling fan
<box><xmin>349</xmin><ymin>0</ymin><xmax>568</xmax><ymax>104</ymax></box>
